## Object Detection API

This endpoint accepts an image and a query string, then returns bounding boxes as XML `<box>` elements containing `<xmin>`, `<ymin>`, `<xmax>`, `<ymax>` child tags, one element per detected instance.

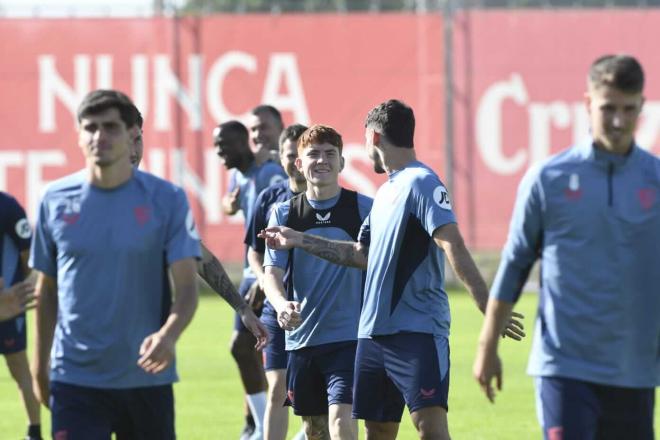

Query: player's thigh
<box><xmin>318</xmin><ymin>341</ymin><xmax>356</xmax><ymax>407</ymax></box>
<box><xmin>286</xmin><ymin>348</ymin><xmax>328</xmax><ymax>417</ymax></box>
<box><xmin>50</xmin><ymin>381</ymin><xmax>114</xmax><ymax>440</ymax></box>
<box><xmin>409</xmin><ymin>406</ymin><xmax>449</xmax><ymax>440</ymax></box>
<box><xmin>381</xmin><ymin>333</ymin><xmax>450</xmax><ymax>414</ymax></box>
<box><xmin>536</xmin><ymin>376</ymin><xmax>599</xmax><ymax>440</ymax></box>
<box><xmin>0</xmin><ymin>312</ymin><xmax>27</xmax><ymax>356</ymax></box>
<box><xmin>262</xmin><ymin>310</ymin><xmax>287</xmax><ymax>372</ymax></box>
<box><xmin>352</xmin><ymin>338</ymin><xmax>405</xmax><ymax>424</ymax></box>
<box><xmin>596</xmin><ymin>385</ymin><xmax>655</xmax><ymax>440</ymax></box>
<box><xmin>119</xmin><ymin>384</ymin><xmax>175</xmax><ymax>440</ymax></box>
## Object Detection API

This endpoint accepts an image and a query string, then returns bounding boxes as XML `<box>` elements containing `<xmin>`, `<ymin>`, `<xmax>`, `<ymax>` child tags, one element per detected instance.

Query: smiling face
<box><xmin>296</xmin><ymin>142</ymin><xmax>343</xmax><ymax>189</ymax></box>
<box><xmin>248</xmin><ymin>111</ymin><xmax>283</xmax><ymax>155</ymax></box>
<box><xmin>586</xmin><ymin>83</ymin><xmax>644</xmax><ymax>154</ymax></box>
<box><xmin>213</xmin><ymin>126</ymin><xmax>249</xmax><ymax>170</ymax></box>
<box><xmin>78</xmin><ymin>107</ymin><xmax>131</xmax><ymax>168</ymax></box>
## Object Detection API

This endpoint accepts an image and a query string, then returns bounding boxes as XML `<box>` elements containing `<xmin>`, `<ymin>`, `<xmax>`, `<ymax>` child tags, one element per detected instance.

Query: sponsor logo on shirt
<box><xmin>14</xmin><ymin>218</ymin><xmax>31</xmax><ymax>239</ymax></box>
<box><xmin>186</xmin><ymin>209</ymin><xmax>200</xmax><ymax>240</ymax></box>
<box><xmin>315</xmin><ymin>212</ymin><xmax>331</xmax><ymax>224</ymax></box>
<box><xmin>638</xmin><ymin>188</ymin><xmax>655</xmax><ymax>210</ymax></box>
<box><xmin>433</xmin><ymin>185</ymin><xmax>452</xmax><ymax>210</ymax></box>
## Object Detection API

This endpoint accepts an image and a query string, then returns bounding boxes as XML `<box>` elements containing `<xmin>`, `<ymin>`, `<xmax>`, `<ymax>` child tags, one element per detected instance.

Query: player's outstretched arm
<box><xmin>32</xmin><ymin>271</ymin><xmax>57</xmax><ymax>408</ymax></box>
<box><xmin>262</xmin><ymin>265</ymin><xmax>301</xmax><ymax>331</ymax></box>
<box><xmin>0</xmin><ymin>279</ymin><xmax>36</xmax><ymax>322</ymax></box>
<box><xmin>473</xmin><ymin>298</ymin><xmax>515</xmax><ymax>403</ymax></box>
<box><xmin>139</xmin><ymin>258</ymin><xmax>198</xmax><ymax>374</ymax></box>
<box><xmin>259</xmin><ymin>226</ymin><xmax>368</xmax><ymax>269</ymax></box>
<box><xmin>197</xmin><ymin>243</ymin><xmax>268</xmax><ymax>348</ymax></box>
<box><xmin>433</xmin><ymin>223</ymin><xmax>525</xmax><ymax>340</ymax></box>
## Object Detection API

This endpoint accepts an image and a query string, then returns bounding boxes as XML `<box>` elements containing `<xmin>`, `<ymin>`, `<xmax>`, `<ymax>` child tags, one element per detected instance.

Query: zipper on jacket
<box><xmin>607</xmin><ymin>162</ymin><xmax>614</xmax><ymax>206</ymax></box>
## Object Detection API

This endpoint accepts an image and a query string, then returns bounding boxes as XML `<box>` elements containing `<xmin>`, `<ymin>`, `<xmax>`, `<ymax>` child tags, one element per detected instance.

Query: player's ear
<box><xmin>339</xmin><ymin>156</ymin><xmax>345</xmax><ymax>171</ymax></box>
<box><xmin>295</xmin><ymin>157</ymin><xmax>303</xmax><ymax>171</ymax></box>
<box><xmin>372</xmin><ymin>130</ymin><xmax>381</xmax><ymax>147</ymax></box>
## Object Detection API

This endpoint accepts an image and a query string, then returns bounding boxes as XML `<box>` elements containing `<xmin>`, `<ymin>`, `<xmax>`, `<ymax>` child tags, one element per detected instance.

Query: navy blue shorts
<box><xmin>261</xmin><ymin>304</ymin><xmax>287</xmax><ymax>371</ymax></box>
<box><xmin>352</xmin><ymin>333</ymin><xmax>450</xmax><ymax>423</ymax></box>
<box><xmin>536</xmin><ymin>376</ymin><xmax>655</xmax><ymax>440</ymax></box>
<box><xmin>286</xmin><ymin>340</ymin><xmax>356</xmax><ymax>416</ymax></box>
<box><xmin>0</xmin><ymin>312</ymin><xmax>26</xmax><ymax>354</ymax></box>
<box><xmin>233</xmin><ymin>277</ymin><xmax>263</xmax><ymax>332</ymax></box>
<box><xmin>50</xmin><ymin>381</ymin><xmax>175</xmax><ymax>440</ymax></box>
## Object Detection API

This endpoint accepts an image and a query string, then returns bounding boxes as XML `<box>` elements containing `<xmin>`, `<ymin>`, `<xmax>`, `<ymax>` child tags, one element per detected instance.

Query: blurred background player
<box><xmin>0</xmin><ymin>280</ymin><xmax>35</xmax><ymax>322</ymax></box>
<box><xmin>248</xmin><ymin>105</ymin><xmax>286</xmax><ymax>165</ymax></box>
<box><xmin>244</xmin><ymin>124</ymin><xmax>309</xmax><ymax>440</ymax></box>
<box><xmin>474</xmin><ymin>54</ymin><xmax>659</xmax><ymax>440</ymax></box>
<box><xmin>261</xmin><ymin>100</ymin><xmax>524</xmax><ymax>440</ymax></box>
<box><xmin>0</xmin><ymin>191</ymin><xmax>42</xmax><ymax>440</ymax></box>
<box><xmin>216</xmin><ymin>119</ymin><xmax>286</xmax><ymax>440</ymax></box>
<box><xmin>30</xmin><ymin>89</ymin><xmax>201</xmax><ymax>439</ymax></box>
<box><xmin>262</xmin><ymin>125</ymin><xmax>372</xmax><ymax>440</ymax></box>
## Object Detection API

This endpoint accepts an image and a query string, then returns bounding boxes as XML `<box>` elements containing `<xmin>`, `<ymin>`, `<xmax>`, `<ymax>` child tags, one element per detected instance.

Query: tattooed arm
<box><xmin>259</xmin><ymin>226</ymin><xmax>368</xmax><ymax>270</ymax></box>
<box><xmin>197</xmin><ymin>242</ymin><xmax>268</xmax><ymax>349</ymax></box>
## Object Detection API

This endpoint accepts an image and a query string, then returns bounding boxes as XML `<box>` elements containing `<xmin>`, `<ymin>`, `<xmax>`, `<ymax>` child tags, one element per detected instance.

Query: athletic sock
<box><xmin>27</xmin><ymin>424</ymin><xmax>42</xmax><ymax>440</ymax></box>
<box><xmin>246</xmin><ymin>391</ymin><xmax>267</xmax><ymax>439</ymax></box>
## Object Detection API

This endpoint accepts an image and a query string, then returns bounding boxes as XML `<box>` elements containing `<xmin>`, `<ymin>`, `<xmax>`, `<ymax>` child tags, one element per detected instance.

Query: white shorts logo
<box><xmin>15</xmin><ymin>218</ymin><xmax>32</xmax><ymax>239</ymax></box>
<box><xmin>433</xmin><ymin>186</ymin><xmax>452</xmax><ymax>210</ymax></box>
<box><xmin>186</xmin><ymin>209</ymin><xmax>200</xmax><ymax>240</ymax></box>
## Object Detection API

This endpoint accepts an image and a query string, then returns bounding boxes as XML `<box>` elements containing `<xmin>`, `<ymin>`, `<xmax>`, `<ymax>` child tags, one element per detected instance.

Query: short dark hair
<box><xmin>279</xmin><ymin>124</ymin><xmax>308</xmax><ymax>149</ymax></box>
<box><xmin>216</xmin><ymin>120</ymin><xmax>249</xmax><ymax>140</ymax></box>
<box><xmin>298</xmin><ymin>124</ymin><xmax>343</xmax><ymax>154</ymax></box>
<box><xmin>588</xmin><ymin>54</ymin><xmax>644</xmax><ymax>93</ymax></box>
<box><xmin>365</xmin><ymin>99</ymin><xmax>415</xmax><ymax>149</ymax></box>
<box><xmin>136</xmin><ymin>109</ymin><xmax>144</xmax><ymax>129</ymax></box>
<box><xmin>77</xmin><ymin>89</ymin><xmax>140</xmax><ymax>128</ymax></box>
<box><xmin>252</xmin><ymin>105</ymin><xmax>283</xmax><ymax>125</ymax></box>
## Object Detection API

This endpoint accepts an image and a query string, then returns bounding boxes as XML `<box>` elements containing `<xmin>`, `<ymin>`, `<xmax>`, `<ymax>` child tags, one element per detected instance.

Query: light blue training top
<box><xmin>30</xmin><ymin>169</ymin><xmax>201</xmax><ymax>389</ymax></box>
<box><xmin>357</xmin><ymin>161</ymin><xmax>456</xmax><ymax>339</ymax></box>
<box><xmin>265</xmin><ymin>190</ymin><xmax>372</xmax><ymax>351</ymax></box>
<box><xmin>491</xmin><ymin>140</ymin><xmax>660</xmax><ymax>388</ymax></box>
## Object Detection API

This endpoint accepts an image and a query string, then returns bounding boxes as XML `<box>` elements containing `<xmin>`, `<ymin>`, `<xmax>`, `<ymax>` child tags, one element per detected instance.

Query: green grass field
<box><xmin>1</xmin><ymin>289</ymin><xmax>657</xmax><ymax>439</ymax></box>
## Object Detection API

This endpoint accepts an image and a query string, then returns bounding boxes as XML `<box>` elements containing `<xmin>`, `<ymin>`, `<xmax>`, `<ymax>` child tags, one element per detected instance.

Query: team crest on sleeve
<box><xmin>15</xmin><ymin>218</ymin><xmax>32</xmax><ymax>239</ymax></box>
<box><xmin>185</xmin><ymin>209</ymin><xmax>200</xmax><ymax>240</ymax></box>
<box><xmin>433</xmin><ymin>185</ymin><xmax>452</xmax><ymax>210</ymax></box>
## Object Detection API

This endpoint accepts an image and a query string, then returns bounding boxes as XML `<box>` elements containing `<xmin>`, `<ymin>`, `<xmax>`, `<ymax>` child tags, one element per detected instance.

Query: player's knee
<box><xmin>416</xmin><ymin>420</ymin><xmax>450</xmax><ymax>440</ymax></box>
<box><xmin>303</xmin><ymin>415</ymin><xmax>330</xmax><ymax>440</ymax></box>
<box><xmin>364</xmin><ymin>421</ymin><xmax>398</xmax><ymax>440</ymax></box>
<box><xmin>230</xmin><ymin>331</ymin><xmax>257</xmax><ymax>362</ymax></box>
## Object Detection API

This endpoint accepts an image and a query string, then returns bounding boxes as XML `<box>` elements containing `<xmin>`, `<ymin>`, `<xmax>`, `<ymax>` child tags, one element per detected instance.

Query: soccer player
<box><xmin>260</xmin><ymin>100</ymin><xmax>524</xmax><ymax>440</ymax></box>
<box><xmin>30</xmin><ymin>89</ymin><xmax>201</xmax><ymax>439</ymax></box>
<box><xmin>0</xmin><ymin>191</ymin><xmax>42</xmax><ymax>440</ymax></box>
<box><xmin>127</xmin><ymin>108</ymin><xmax>268</xmax><ymax>347</ymax></box>
<box><xmin>248</xmin><ymin>105</ymin><xmax>286</xmax><ymax>163</ymax></box>
<box><xmin>244</xmin><ymin>124</ymin><xmax>309</xmax><ymax>440</ymax></box>
<box><xmin>262</xmin><ymin>125</ymin><xmax>372</xmax><ymax>440</ymax></box>
<box><xmin>216</xmin><ymin>120</ymin><xmax>286</xmax><ymax>440</ymax></box>
<box><xmin>473</xmin><ymin>54</ymin><xmax>659</xmax><ymax>439</ymax></box>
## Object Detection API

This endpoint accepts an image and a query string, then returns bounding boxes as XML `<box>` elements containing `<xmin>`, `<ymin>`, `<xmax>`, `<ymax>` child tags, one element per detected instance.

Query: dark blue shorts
<box><xmin>50</xmin><ymin>381</ymin><xmax>175</xmax><ymax>440</ymax></box>
<box><xmin>233</xmin><ymin>277</ymin><xmax>263</xmax><ymax>332</ymax></box>
<box><xmin>0</xmin><ymin>312</ymin><xmax>27</xmax><ymax>354</ymax></box>
<box><xmin>261</xmin><ymin>305</ymin><xmax>287</xmax><ymax>371</ymax></box>
<box><xmin>286</xmin><ymin>340</ymin><xmax>356</xmax><ymax>416</ymax></box>
<box><xmin>352</xmin><ymin>333</ymin><xmax>450</xmax><ymax>423</ymax></box>
<box><xmin>536</xmin><ymin>376</ymin><xmax>655</xmax><ymax>440</ymax></box>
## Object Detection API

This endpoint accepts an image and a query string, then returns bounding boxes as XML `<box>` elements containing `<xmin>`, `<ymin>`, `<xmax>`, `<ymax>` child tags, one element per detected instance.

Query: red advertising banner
<box><xmin>1</xmin><ymin>11</ymin><xmax>658</xmax><ymax>261</ymax></box>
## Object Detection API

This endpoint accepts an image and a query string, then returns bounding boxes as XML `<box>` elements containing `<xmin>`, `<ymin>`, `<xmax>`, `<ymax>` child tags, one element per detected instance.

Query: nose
<box><xmin>611</xmin><ymin>112</ymin><xmax>624</xmax><ymax>128</ymax></box>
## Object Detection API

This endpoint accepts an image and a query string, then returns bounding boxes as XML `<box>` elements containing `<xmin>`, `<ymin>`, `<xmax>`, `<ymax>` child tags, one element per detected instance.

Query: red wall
<box><xmin>1</xmin><ymin>11</ymin><xmax>658</xmax><ymax>260</ymax></box>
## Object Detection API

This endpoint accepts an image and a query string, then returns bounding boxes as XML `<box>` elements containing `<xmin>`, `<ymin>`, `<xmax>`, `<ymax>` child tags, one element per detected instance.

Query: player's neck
<box><xmin>306</xmin><ymin>183</ymin><xmax>340</xmax><ymax>201</ymax></box>
<box><xmin>383</xmin><ymin>148</ymin><xmax>416</xmax><ymax>174</ymax></box>
<box><xmin>86</xmin><ymin>159</ymin><xmax>133</xmax><ymax>189</ymax></box>
<box><xmin>289</xmin><ymin>178</ymin><xmax>306</xmax><ymax>194</ymax></box>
